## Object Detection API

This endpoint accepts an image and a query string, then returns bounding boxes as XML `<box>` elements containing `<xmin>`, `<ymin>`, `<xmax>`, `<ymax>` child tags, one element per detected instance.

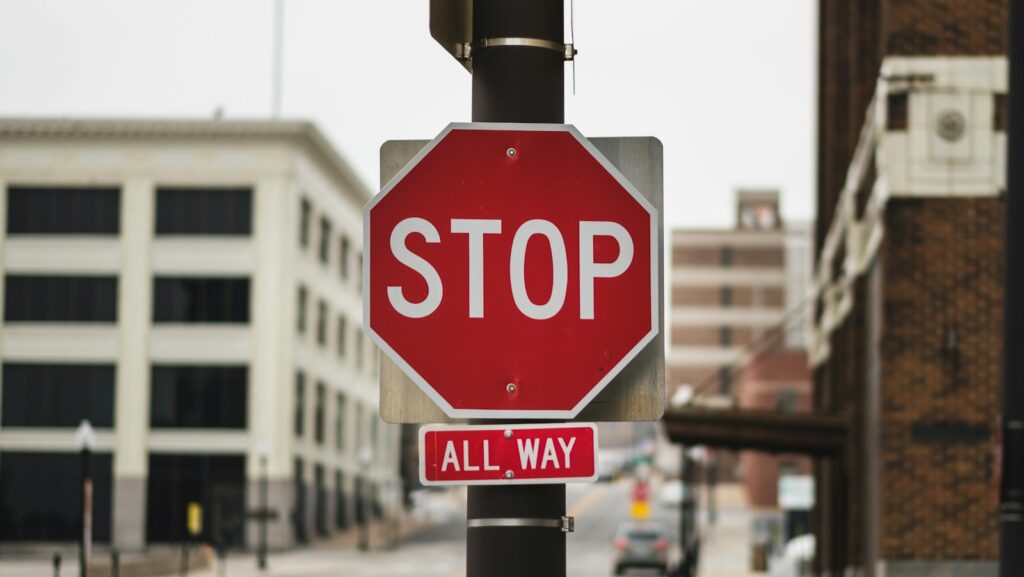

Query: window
<box><xmin>299</xmin><ymin>198</ymin><xmax>312</xmax><ymax>248</ymax></box>
<box><xmin>355</xmin><ymin>329</ymin><xmax>364</xmax><ymax>370</ymax></box>
<box><xmin>7</xmin><ymin>185</ymin><xmax>119</xmax><ymax>235</ymax></box>
<box><xmin>293</xmin><ymin>457</ymin><xmax>307</xmax><ymax>543</ymax></box>
<box><xmin>777</xmin><ymin>389</ymin><xmax>798</xmax><ymax>413</ymax></box>
<box><xmin>356</xmin><ymin>252</ymin><xmax>364</xmax><ymax>291</ymax></box>
<box><xmin>2</xmin><ymin>364</ymin><xmax>114</xmax><ymax>428</ymax></box>
<box><xmin>720</xmin><ymin>246</ymin><xmax>733</xmax><ymax>267</ymax></box>
<box><xmin>335</xmin><ymin>470</ymin><xmax>348</xmax><ymax>529</ymax></box>
<box><xmin>718</xmin><ymin>366</ymin><xmax>732</xmax><ymax>395</ymax></box>
<box><xmin>339</xmin><ymin>236</ymin><xmax>350</xmax><ymax>281</ymax></box>
<box><xmin>315</xmin><ymin>464</ymin><xmax>327</xmax><ymax>536</ymax></box>
<box><xmin>0</xmin><ymin>452</ymin><xmax>113</xmax><ymax>542</ymax></box>
<box><xmin>150</xmin><ymin>366</ymin><xmax>247</xmax><ymax>429</ymax></box>
<box><xmin>5</xmin><ymin>275</ymin><xmax>117</xmax><ymax>322</ymax></box>
<box><xmin>335</xmin><ymin>393</ymin><xmax>346</xmax><ymax>450</ymax></box>
<box><xmin>720</xmin><ymin>286</ymin><xmax>733</xmax><ymax>307</ymax></box>
<box><xmin>720</xmin><ymin>326</ymin><xmax>733</xmax><ymax>346</ymax></box>
<box><xmin>146</xmin><ymin>454</ymin><xmax>245</xmax><ymax>545</ymax></box>
<box><xmin>319</xmin><ymin>217</ymin><xmax>332</xmax><ymax>264</ymax></box>
<box><xmin>294</xmin><ymin>372</ymin><xmax>305</xmax><ymax>437</ymax></box>
<box><xmin>153</xmin><ymin>277</ymin><xmax>249</xmax><ymax>323</ymax></box>
<box><xmin>155</xmin><ymin>187</ymin><xmax>251</xmax><ymax>235</ymax></box>
<box><xmin>336</xmin><ymin>316</ymin><xmax>347</xmax><ymax>359</ymax></box>
<box><xmin>316</xmin><ymin>300</ymin><xmax>328</xmax><ymax>347</ymax></box>
<box><xmin>314</xmin><ymin>382</ymin><xmax>325</xmax><ymax>445</ymax></box>
<box><xmin>297</xmin><ymin>286</ymin><xmax>308</xmax><ymax>335</ymax></box>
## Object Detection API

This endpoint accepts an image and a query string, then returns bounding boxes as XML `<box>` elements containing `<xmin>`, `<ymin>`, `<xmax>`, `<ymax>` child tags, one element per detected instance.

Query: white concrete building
<box><xmin>0</xmin><ymin>118</ymin><xmax>400</xmax><ymax>550</ymax></box>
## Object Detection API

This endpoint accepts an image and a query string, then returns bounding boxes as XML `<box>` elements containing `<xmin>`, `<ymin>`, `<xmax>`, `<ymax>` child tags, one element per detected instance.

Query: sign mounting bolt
<box><xmin>504</xmin><ymin>429</ymin><xmax>513</xmax><ymax>439</ymax></box>
<box><xmin>506</xmin><ymin>147</ymin><xmax>517</xmax><ymax>158</ymax></box>
<box><xmin>506</xmin><ymin>383</ymin><xmax>516</xmax><ymax>394</ymax></box>
<box><xmin>504</xmin><ymin>470</ymin><xmax>514</xmax><ymax>479</ymax></box>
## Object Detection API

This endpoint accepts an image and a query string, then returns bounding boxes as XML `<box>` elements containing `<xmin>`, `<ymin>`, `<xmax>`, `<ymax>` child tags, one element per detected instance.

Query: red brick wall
<box><xmin>879</xmin><ymin>198</ymin><xmax>1003</xmax><ymax>560</ymax></box>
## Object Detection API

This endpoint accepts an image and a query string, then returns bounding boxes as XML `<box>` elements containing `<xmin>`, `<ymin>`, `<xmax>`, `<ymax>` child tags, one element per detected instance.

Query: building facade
<box><xmin>0</xmin><ymin>119</ymin><xmax>401</xmax><ymax>550</ymax></box>
<box><xmin>668</xmin><ymin>191</ymin><xmax>810</xmax><ymax>404</ymax></box>
<box><xmin>812</xmin><ymin>1</ymin><xmax>1006</xmax><ymax>575</ymax></box>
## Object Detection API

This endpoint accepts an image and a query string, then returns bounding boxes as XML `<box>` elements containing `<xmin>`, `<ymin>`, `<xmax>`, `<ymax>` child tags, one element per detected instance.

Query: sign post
<box><xmin>370</xmin><ymin>2</ymin><xmax>663</xmax><ymax>576</ymax></box>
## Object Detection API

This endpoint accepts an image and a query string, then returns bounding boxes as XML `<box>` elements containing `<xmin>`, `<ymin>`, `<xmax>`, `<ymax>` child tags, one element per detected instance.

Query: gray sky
<box><xmin>0</xmin><ymin>0</ymin><xmax>816</xmax><ymax>229</ymax></box>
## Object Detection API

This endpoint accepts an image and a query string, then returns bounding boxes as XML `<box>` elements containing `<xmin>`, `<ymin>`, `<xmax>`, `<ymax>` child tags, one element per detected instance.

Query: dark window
<box><xmin>153</xmin><ymin>277</ymin><xmax>249</xmax><ymax>323</ymax></box>
<box><xmin>319</xmin><ymin>217</ymin><xmax>332</xmax><ymax>264</ymax></box>
<box><xmin>150</xmin><ymin>366</ymin><xmax>247</xmax><ymax>429</ymax></box>
<box><xmin>314</xmin><ymin>382</ymin><xmax>325</xmax><ymax>445</ymax></box>
<box><xmin>335</xmin><ymin>393</ymin><xmax>346</xmax><ymax>451</ymax></box>
<box><xmin>316</xmin><ymin>300</ymin><xmax>328</xmax><ymax>347</ymax></box>
<box><xmin>777</xmin><ymin>388</ymin><xmax>798</xmax><ymax>413</ymax></box>
<box><xmin>297</xmin><ymin>286</ymin><xmax>308</xmax><ymax>335</ymax></box>
<box><xmin>293</xmin><ymin>458</ymin><xmax>307</xmax><ymax>543</ymax></box>
<box><xmin>720</xmin><ymin>286</ymin><xmax>733</xmax><ymax>307</ymax></box>
<box><xmin>146</xmin><ymin>454</ymin><xmax>245</xmax><ymax>545</ymax></box>
<box><xmin>315</xmin><ymin>464</ymin><xmax>327</xmax><ymax>536</ymax></box>
<box><xmin>7</xmin><ymin>185</ymin><xmax>119</xmax><ymax>235</ymax></box>
<box><xmin>0</xmin><ymin>452</ymin><xmax>112</xmax><ymax>542</ymax></box>
<box><xmin>294</xmin><ymin>372</ymin><xmax>305</xmax><ymax>437</ymax></box>
<box><xmin>336</xmin><ymin>316</ymin><xmax>347</xmax><ymax>359</ymax></box>
<box><xmin>339</xmin><ymin>236</ymin><xmax>350</xmax><ymax>281</ymax></box>
<box><xmin>720</xmin><ymin>326</ymin><xmax>733</xmax><ymax>346</ymax></box>
<box><xmin>2</xmin><ymin>364</ymin><xmax>114</xmax><ymax>427</ymax></box>
<box><xmin>356</xmin><ymin>253</ymin><xmax>364</xmax><ymax>291</ymax></box>
<box><xmin>718</xmin><ymin>367</ymin><xmax>732</xmax><ymax>395</ymax></box>
<box><xmin>299</xmin><ymin>198</ymin><xmax>311</xmax><ymax>248</ymax></box>
<box><xmin>335</xmin><ymin>470</ymin><xmax>348</xmax><ymax>529</ymax></box>
<box><xmin>5</xmin><ymin>275</ymin><xmax>117</xmax><ymax>322</ymax></box>
<box><xmin>355</xmin><ymin>330</ymin><xmax>364</xmax><ymax>370</ymax></box>
<box><xmin>720</xmin><ymin>246</ymin><xmax>733</xmax><ymax>267</ymax></box>
<box><xmin>155</xmin><ymin>187</ymin><xmax>251</xmax><ymax>235</ymax></box>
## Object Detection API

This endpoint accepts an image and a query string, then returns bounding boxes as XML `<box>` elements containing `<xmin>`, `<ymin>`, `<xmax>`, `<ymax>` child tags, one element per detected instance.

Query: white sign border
<box><xmin>417</xmin><ymin>422</ymin><xmax>600</xmax><ymax>487</ymax></box>
<box><xmin>364</xmin><ymin>122</ymin><xmax>660</xmax><ymax>420</ymax></box>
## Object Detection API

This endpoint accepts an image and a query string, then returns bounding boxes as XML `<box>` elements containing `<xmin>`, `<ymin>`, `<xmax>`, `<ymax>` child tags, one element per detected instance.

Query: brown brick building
<box><xmin>812</xmin><ymin>1</ymin><xmax>1006</xmax><ymax>575</ymax></box>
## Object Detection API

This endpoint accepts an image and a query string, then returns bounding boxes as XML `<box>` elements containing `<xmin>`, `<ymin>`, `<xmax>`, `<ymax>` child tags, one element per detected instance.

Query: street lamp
<box><xmin>74</xmin><ymin>420</ymin><xmax>96</xmax><ymax>577</ymax></box>
<box><xmin>257</xmin><ymin>442</ymin><xmax>270</xmax><ymax>570</ymax></box>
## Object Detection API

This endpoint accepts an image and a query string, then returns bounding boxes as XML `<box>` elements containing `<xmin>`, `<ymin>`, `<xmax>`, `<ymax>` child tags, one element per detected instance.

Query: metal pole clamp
<box><xmin>467</xmin><ymin>516</ymin><xmax>575</xmax><ymax>533</ymax></box>
<box><xmin>456</xmin><ymin>38</ymin><xmax>576</xmax><ymax>62</ymax></box>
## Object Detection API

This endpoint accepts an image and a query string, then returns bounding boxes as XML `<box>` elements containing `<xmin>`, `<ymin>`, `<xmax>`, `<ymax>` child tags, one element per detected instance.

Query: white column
<box><xmin>247</xmin><ymin>176</ymin><xmax>296</xmax><ymax>547</ymax></box>
<box><xmin>113</xmin><ymin>178</ymin><xmax>153</xmax><ymax>549</ymax></box>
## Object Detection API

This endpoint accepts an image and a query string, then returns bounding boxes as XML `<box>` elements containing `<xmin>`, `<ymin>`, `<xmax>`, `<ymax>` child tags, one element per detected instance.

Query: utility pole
<box><xmin>1002</xmin><ymin>2</ymin><xmax>1024</xmax><ymax>576</ymax></box>
<box><xmin>467</xmin><ymin>1</ymin><xmax>567</xmax><ymax>576</ymax></box>
<box><xmin>75</xmin><ymin>420</ymin><xmax>95</xmax><ymax>577</ymax></box>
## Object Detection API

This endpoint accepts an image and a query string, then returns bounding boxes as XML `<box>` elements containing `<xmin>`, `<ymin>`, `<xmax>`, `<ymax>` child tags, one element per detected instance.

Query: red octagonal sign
<box><xmin>364</xmin><ymin>123</ymin><xmax>658</xmax><ymax>419</ymax></box>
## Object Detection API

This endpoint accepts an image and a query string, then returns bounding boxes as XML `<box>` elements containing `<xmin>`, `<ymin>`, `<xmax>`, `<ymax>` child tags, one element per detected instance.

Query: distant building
<box><xmin>667</xmin><ymin>191</ymin><xmax>812</xmax><ymax>484</ymax></box>
<box><xmin>0</xmin><ymin>119</ymin><xmax>401</xmax><ymax>550</ymax></box>
<box><xmin>812</xmin><ymin>1</ymin><xmax>1006</xmax><ymax>575</ymax></box>
<box><xmin>668</xmin><ymin>190</ymin><xmax>811</xmax><ymax>405</ymax></box>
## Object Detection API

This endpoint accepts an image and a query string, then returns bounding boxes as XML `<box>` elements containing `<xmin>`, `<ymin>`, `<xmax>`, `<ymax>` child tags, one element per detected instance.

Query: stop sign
<box><xmin>364</xmin><ymin>123</ymin><xmax>658</xmax><ymax>419</ymax></box>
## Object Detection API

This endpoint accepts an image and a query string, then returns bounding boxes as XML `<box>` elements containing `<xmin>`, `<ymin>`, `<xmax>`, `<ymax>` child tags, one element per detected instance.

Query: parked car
<box><xmin>613</xmin><ymin>522</ymin><xmax>670</xmax><ymax>575</ymax></box>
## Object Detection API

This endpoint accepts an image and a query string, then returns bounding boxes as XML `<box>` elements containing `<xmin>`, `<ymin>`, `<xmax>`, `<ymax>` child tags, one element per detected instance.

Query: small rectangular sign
<box><xmin>419</xmin><ymin>423</ymin><xmax>599</xmax><ymax>486</ymax></box>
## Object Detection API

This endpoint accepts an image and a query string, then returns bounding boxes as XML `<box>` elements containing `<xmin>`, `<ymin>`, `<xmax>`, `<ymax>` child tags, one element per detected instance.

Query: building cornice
<box><xmin>0</xmin><ymin>117</ymin><xmax>372</xmax><ymax>204</ymax></box>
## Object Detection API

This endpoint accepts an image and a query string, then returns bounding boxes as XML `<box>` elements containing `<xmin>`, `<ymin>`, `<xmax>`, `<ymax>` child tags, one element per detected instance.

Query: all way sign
<box><xmin>419</xmin><ymin>423</ymin><xmax>598</xmax><ymax>486</ymax></box>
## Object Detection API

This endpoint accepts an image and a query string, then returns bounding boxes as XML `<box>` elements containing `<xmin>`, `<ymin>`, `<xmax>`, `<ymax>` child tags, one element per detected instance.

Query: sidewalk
<box><xmin>698</xmin><ymin>483</ymin><xmax>760</xmax><ymax>577</ymax></box>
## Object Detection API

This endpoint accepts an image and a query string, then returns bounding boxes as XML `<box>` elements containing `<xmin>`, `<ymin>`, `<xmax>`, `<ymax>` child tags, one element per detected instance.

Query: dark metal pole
<box><xmin>468</xmin><ymin>2</ymin><xmax>565</xmax><ymax>577</ymax></box>
<box><xmin>1002</xmin><ymin>2</ymin><xmax>1024</xmax><ymax>575</ymax></box>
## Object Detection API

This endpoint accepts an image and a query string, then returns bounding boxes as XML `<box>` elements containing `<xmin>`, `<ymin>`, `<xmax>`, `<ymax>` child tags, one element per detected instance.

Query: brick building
<box><xmin>812</xmin><ymin>1</ymin><xmax>1006</xmax><ymax>575</ymax></box>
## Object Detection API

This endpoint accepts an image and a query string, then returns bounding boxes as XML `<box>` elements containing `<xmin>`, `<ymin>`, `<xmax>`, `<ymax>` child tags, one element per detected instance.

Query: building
<box><xmin>812</xmin><ymin>1</ymin><xmax>1006</xmax><ymax>575</ymax></box>
<box><xmin>0</xmin><ymin>118</ymin><xmax>401</xmax><ymax>550</ymax></box>
<box><xmin>668</xmin><ymin>191</ymin><xmax>812</xmax><ymax>482</ymax></box>
<box><xmin>668</xmin><ymin>191</ymin><xmax>810</xmax><ymax>403</ymax></box>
